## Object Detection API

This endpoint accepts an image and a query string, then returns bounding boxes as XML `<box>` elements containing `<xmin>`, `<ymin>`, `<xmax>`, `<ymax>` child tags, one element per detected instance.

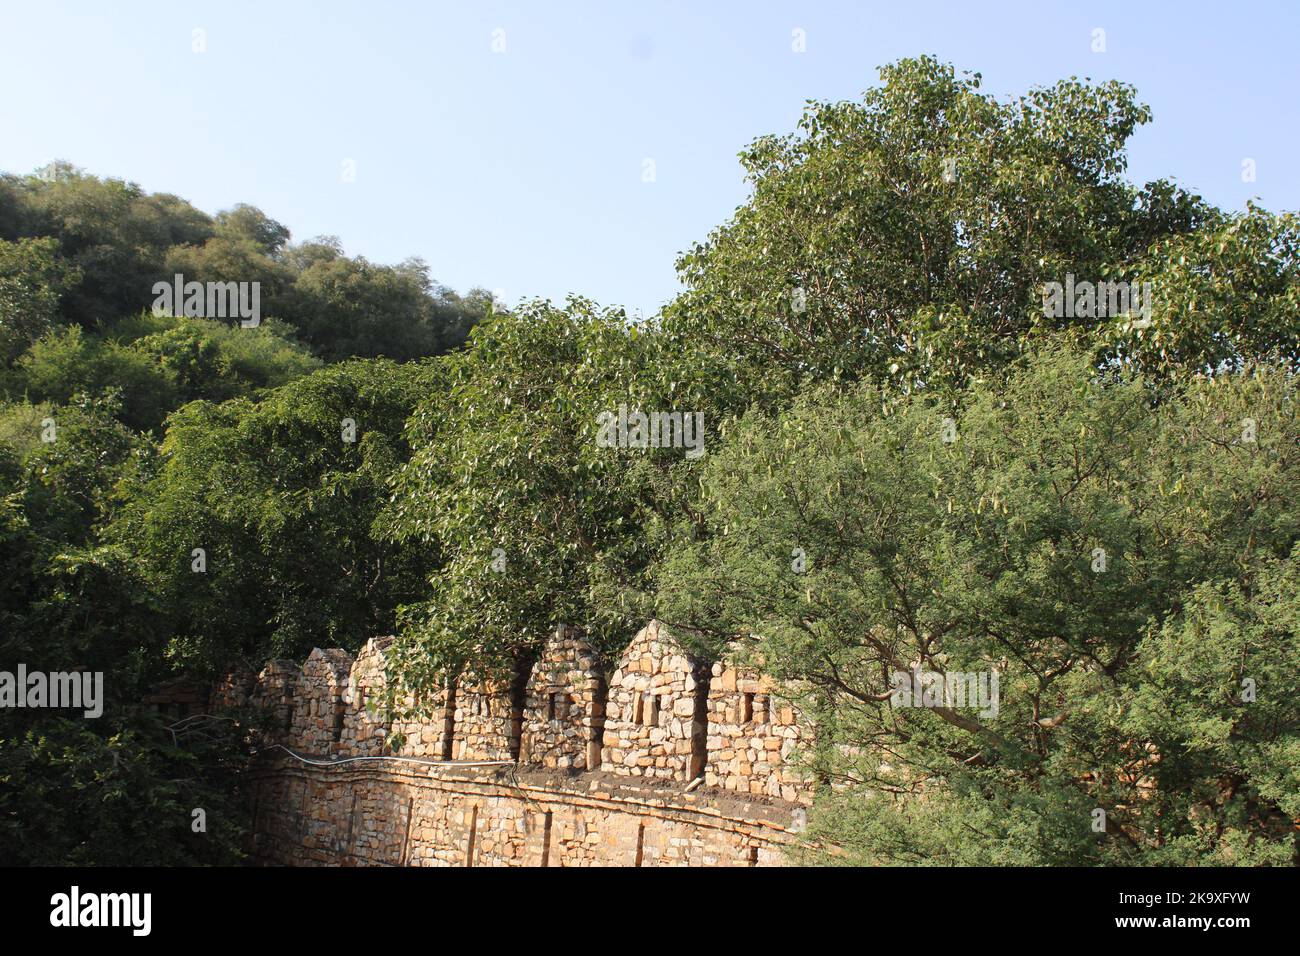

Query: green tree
<box><xmin>1102</xmin><ymin>203</ymin><xmax>1300</xmax><ymax>375</ymax></box>
<box><xmin>113</xmin><ymin>359</ymin><xmax>435</xmax><ymax>670</ymax></box>
<box><xmin>214</xmin><ymin>203</ymin><xmax>291</xmax><ymax>257</ymax></box>
<box><xmin>0</xmin><ymin>237</ymin><xmax>79</xmax><ymax>361</ymax></box>
<box><xmin>109</xmin><ymin>312</ymin><xmax>320</xmax><ymax>403</ymax></box>
<box><xmin>381</xmin><ymin>300</ymin><xmax>664</xmax><ymax>703</ymax></box>
<box><xmin>666</xmin><ymin>56</ymin><xmax>1214</xmax><ymax>402</ymax></box>
<box><xmin>162</xmin><ymin>235</ymin><xmax>293</xmax><ymax>311</ymax></box>
<box><xmin>278</xmin><ymin>251</ymin><xmax>480</xmax><ymax>361</ymax></box>
<box><xmin>0</xmin><ymin>392</ymin><xmax>245</xmax><ymax>868</ymax></box>
<box><xmin>14</xmin><ymin>170</ymin><xmax>214</xmax><ymax>327</ymax></box>
<box><xmin>0</xmin><ymin>716</ymin><xmax>250</xmax><ymax>866</ymax></box>
<box><xmin>6</xmin><ymin>315</ymin><xmax>321</xmax><ymax>432</ymax></box>
<box><xmin>651</xmin><ymin>345</ymin><xmax>1298</xmax><ymax>865</ymax></box>
<box><xmin>12</xmin><ymin>326</ymin><xmax>178</xmax><ymax>431</ymax></box>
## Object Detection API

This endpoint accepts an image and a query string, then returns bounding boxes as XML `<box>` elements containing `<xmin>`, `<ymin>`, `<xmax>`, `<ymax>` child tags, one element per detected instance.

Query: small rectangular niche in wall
<box><xmin>541</xmin><ymin>810</ymin><xmax>553</xmax><ymax>867</ymax></box>
<box><xmin>688</xmin><ymin>675</ymin><xmax>709</xmax><ymax>780</ymax></box>
<box><xmin>741</xmin><ymin>692</ymin><xmax>754</xmax><ymax>724</ymax></box>
<box><xmin>548</xmin><ymin>691</ymin><xmax>568</xmax><ymax>722</ymax></box>
<box><xmin>331</xmin><ymin>701</ymin><xmax>345</xmax><ymax>744</ymax></box>
<box><xmin>440</xmin><ymin>680</ymin><xmax>457</xmax><ymax>761</ymax></box>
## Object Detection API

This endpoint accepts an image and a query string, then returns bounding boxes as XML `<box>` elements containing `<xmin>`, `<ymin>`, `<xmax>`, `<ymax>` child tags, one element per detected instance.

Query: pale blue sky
<box><xmin>2</xmin><ymin>1</ymin><xmax>1296</xmax><ymax>318</ymax></box>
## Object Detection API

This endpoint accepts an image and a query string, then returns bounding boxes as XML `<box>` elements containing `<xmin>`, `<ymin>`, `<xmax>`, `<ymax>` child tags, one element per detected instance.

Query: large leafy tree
<box><xmin>4</xmin><ymin>169</ymin><xmax>214</xmax><ymax>328</ymax></box>
<box><xmin>10</xmin><ymin>326</ymin><xmax>179</xmax><ymax>431</ymax></box>
<box><xmin>651</xmin><ymin>345</ymin><xmax>1298</xmax><ymax>864</ymax></box>
<box><xmin>0</xmin><ymin>394</ymin><xmax>249</xmax><ymax>867</ymax></box>
<box><xmin>666</xmin><ymin>56</ymin><xmax>1215</xmax><ymax>402</ymax></box>
<box><xmin>113</xmin><ymin>314</ymin><xmax>321</xmax><ymax>405</ymax></box>
<box><xmin>1104</xmin><ymin>203</ymin><xmax>1300</xmax><ymax>375</ymax></box>
<box><xmin>381</xmin><ymin>300</ymin><xmax>661</xmax><ymax>698</ymax></box>
<box><xmin>7</xmin><ymin>316</ymin><xmax>320</xmax><ymax>433</ymax></box>
<box><xmin>0</xmin><ymin>715</ymin><xmax>250</xmax><ymax>866</ymax></box>
<box><xmin>0</xmin><ymin>237</ymin><xmax>80</xmax><ymax>361</ymax></box>
<box><xmin>214</xmin><ymin>203</ymin><xmax>292</xmax><ymax>256</ymax></box>
<box><xmin>162</xmin><ymin>234</ymin><xmax>294</xmax><ymax>310</ymax></box>
<box><xmin>278</xmin><ymin>250</ymin><xmax>486</xmax><ymax>361</ymax></box>
<box><xmin>113</xmin><ymin>360</ymin><xmax>436</xmax><ymax>670</ymax></box>
<box><xmin>0</xmin><ymin>392</ymin><xmax>153</xmax><ymax>666</ymax></box>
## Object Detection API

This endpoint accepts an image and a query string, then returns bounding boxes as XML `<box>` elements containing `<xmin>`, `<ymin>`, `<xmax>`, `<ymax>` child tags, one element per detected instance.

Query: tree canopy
<box><xmin>651</xmin><ymin>346</ymin><xmax>1298</xmax><ymax>864</ymax></box>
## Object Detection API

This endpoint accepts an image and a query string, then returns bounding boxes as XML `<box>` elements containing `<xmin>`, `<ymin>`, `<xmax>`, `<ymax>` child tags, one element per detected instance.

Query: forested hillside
<box><xmin>1</xmin><ymin>57</ymin><xmax>1296</xmax><ymax>866</ymax></box>
<box><xmin>0</xmin><ymin>161</ymin><xmax>489</xmax><ymax>863</ymax></box>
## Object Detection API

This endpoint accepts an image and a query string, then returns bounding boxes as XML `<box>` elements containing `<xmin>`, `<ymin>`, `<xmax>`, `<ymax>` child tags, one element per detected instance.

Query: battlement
<box><xmin>216</xmin><ymin>621</ymin><xmax>815</xmax><ymax>806</ymax></box>
<box><xmin>210</xmin><ymin>621</ymin><xmax>819</xmax><ymax>866</ymax></box>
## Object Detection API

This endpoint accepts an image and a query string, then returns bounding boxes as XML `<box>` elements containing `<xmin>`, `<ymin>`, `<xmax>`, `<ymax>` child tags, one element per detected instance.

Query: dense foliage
<box><xmin>0</xmin><ymin>167</ymin><xmax>488</xmax><ymax>864</ymax></box>
<box><xmin>0</xmin><ymin>167</ymin><xmax>489</xmax><ymax>376</ymax></box>
<box><xmin>1</xmin><ymin>57</ymin><xmax>1296</xmax><ymax>865</ymax></box>
<box><xmin>115</xmin><ymin>359</ymin><xmax>437</xmax><ymax>671</ymax></box>
<box><xmin>652</xmin><ymin>348</ymin><xmax>1298</xmax><ymax>864</ymax></box>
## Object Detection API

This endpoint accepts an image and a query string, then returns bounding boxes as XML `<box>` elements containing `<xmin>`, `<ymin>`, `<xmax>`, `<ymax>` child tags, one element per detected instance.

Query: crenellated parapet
<box><xmin>339</xmin><ymin>636</ymin><xmax>455</xmax><ymax>759</ymax></box>
<box><xmin>339</xmin><ymin>637</ymin><xmax>391</xmax><ymax>757</ymax></box>
<box><xmin>706</xmin><ymin>650</ymin><xmax>813</xmax><ymax>805</ymax></box>
<box><xmin>218</xmin><ymin>623</ymin><xmax>820</xmax><ymax>866</ymax></box>
<box><xmin>209</xmin><ymin>666</ymin><xmax>257</xmax><ymax>713</ymax></box>
<box><xmin>290</xmin><ymin>648</ymin><xmax>354</xmax><ymax>754</ymax></box>
<box><xmin>216</xmin><ymin>621</ymin><xmax>815</xmax><ymax>807</ymax></box>
<box><xmin>520</xmin><ymin>624</ymin><xmax>606</xmax><ymax>771</ymax></box>
<box><xmin>254</xmin><ymin>659</ymin><xmax>299</xmax><ymax>738</ymax></box>
<box><xmin>450</xmin><ymin>669</ymin><xmax>520</xmax><ymax>761</ymax></box>
<box><xmin>600</xmin><ymin>620</ymin><xmax>710</xmax><ymax>783</ymax></box>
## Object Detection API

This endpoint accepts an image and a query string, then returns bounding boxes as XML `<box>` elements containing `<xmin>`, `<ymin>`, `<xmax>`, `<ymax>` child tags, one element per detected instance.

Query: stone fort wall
<box><xmin>216</xmin><ymin>621</ymin><xmax>816</xmax><ymax>866</ymax></box>
<box><xmin>249</xmin><ymin>763</ymin><xmax>802</xmax><ymax>867</ymax></box>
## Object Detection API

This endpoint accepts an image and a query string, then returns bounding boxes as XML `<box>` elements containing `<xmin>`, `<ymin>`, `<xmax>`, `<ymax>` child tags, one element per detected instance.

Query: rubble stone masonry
<box><xmin>519</xmin><ymin>624</ymin><xmax>606</xmax><ymax>771</ymax></box>
<box><xmin>600</xmin><ymin>620</ymin><xmax>710</xmax><ymax>781</ymax></box>
<box><xmin>220</xmin><ymin>620</ymin><xmax>815</xmax><ymax>866</ymax></box>
<box><xmin>706</xmin><ymin>653</ymin><xmax>812</xmax><ymax>805</ymax></box>
<box><xmin>249</xmin><ymin>763</ymin><xmax>800</xmax><ymax>867</ymax></box>
<box><xmin>450</xmin><ymin>671</ymin><xmax>520</xmax><ymax>761</ymax></box>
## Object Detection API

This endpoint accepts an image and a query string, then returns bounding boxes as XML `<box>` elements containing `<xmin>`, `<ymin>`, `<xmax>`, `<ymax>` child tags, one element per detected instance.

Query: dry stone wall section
<box><xmin>218</xmin><ymin>620</ymin><xmax>816</xmax><ymax>866</ymax></box>
<box><xmin>249</xmin><ymin>763</ymin><xmax>799</xmax><ymax>867</ymax></box>
<box><xmin>706</xmin><ymin>657</ymin><xmax>812</xmax><ymax>805</ymax></box>
<box><xmin>600</xmin><ymin>621</ymin><xmax>710</xmax><ymax>782</ymax></box>
<box><xmin>519</xmin><ymin>624</ymin><xmax>606</xmax><ymax>771</ymax></box>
